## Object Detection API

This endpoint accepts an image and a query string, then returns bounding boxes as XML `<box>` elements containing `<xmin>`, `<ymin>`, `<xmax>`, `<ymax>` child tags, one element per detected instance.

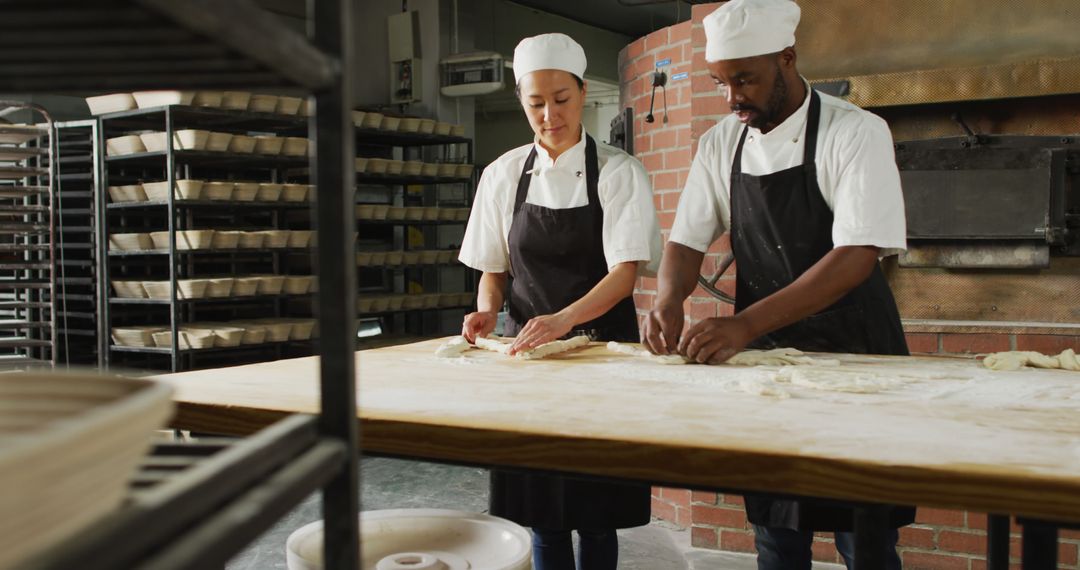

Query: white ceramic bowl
<box><xmin>285</xmin><ymin>509</ymin><xmax>530</xmax><ymax>570</ymax></box>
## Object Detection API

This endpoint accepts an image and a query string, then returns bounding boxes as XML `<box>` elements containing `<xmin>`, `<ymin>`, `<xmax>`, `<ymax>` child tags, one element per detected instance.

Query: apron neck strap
<box><xmin>584</xmin><ymin>134</ymin><xmax>600</xmax><ymax>207</ymax></box>
<box><xmin>802</xmin><ymin>89</ymin><xmax>822</xmax><ymax>170</ymax></box>
<box><xmin>513</xmin><ymin>146</ymin><xmax>539</xmax><ymax>214</ymax></box>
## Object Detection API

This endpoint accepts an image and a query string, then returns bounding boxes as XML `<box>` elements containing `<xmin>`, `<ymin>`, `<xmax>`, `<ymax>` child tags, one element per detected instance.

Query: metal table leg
<box><xmin>987</xmin><ymin>514</ymin><xmax>1010</xmax><ymax>570</ymax></box>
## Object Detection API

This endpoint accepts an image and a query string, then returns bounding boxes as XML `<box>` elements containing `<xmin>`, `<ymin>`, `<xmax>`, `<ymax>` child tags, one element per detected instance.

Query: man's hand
<box><xmin>462</xmin><ymin>310</ymin><xmax>498</xmax><ymax>343</ymax></box>
<box><xmin>642</xmin><ymin>301</ymin><xmax>685</xmax><ymax>355</ymax></box>
<box><xmin>509</xmin><ymin>312</ymin><xmax>575</xmax><ymax>354</ymax></box>
<box><xmin>677</xmin><ymin>316</ymin><xmax>753</xmax><ymax>364</ymax></box>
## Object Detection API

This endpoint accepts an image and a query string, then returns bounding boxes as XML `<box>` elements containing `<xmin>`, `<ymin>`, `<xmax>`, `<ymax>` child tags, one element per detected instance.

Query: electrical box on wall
<box><xmin>388</xmin><ymin>11</ymin><xmax>421</xmax><ymax>104</ymax></box>
<box><xmin>440</xmin><ymin>52</ymin><xmax>504</xmax><ymax>97</ymax></box>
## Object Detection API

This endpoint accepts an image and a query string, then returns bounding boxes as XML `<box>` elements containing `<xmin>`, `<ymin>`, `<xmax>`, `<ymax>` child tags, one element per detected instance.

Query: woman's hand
<box><xmin>462</xmin><ymin>310</ymin><xmax>498</xmax><ymax>343</ymax></box>
<box><xmin>509</xmin><ymin>312</ymin><xmax>575</xmax><ymax>355</ymax></box>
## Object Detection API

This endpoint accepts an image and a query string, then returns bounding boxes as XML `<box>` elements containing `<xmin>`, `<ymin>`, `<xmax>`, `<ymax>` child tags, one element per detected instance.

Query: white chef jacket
<box><xmin>459</xmin><ymin>131</ymin><xmax>662</xmax><ymax>276</ymax></box>
<box><xmin>669</xmin><ymin>81</ymin><xmax>907</xmax><ymax>256</ymax></box>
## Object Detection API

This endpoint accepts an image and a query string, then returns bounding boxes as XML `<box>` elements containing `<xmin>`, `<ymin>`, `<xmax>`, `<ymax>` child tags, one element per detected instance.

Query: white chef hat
<box><xmin>704</xmin><ymin>0</ymin><xmax>801</xmax><ymax>62</ymax></box>
<box><xmin>512</xmin><ymin>33</ymin><xmax>587</xmax><ymax>83</ymax></box>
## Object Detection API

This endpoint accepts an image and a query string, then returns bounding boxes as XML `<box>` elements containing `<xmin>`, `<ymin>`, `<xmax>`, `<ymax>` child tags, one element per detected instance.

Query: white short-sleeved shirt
<box><xmin>669</xmin><ymin>82</ymin><xmax>907</xmax><ymax>256</ymax></box>
<box><xmin>459</xmin><ymin>131</ymin><xmax>662</xmax><ymax>276</ymax></box>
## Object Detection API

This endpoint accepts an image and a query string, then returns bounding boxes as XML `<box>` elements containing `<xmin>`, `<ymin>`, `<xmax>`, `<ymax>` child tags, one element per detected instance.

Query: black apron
<box><xmin>489</xmin><ymin>134</ymin><xmax>650</xmax><ymax>530</ymax></box>
<box><xmin>730</xmin><ymin>90</ymin><xmax>915</xmax><ymax>532</ymax></box>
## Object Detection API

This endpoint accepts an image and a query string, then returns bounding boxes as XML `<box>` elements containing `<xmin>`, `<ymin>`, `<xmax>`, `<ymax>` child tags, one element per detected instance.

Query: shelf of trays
<box><xmin>87</xmin><ymin>91</ymin><xmax>310</xmax><ymax>132</ymax></box>
<box><xmin>109</xmin><ymin>275</ymin><xmax>316</xmax><ymax>305</ymax></box>
<box><xmin>355</xmin><ymin>204</ymin><xmax>470</xmax><ymax>224</ymax></box>
<box><xmin>103</xmin><ymin>133</ymin><xmax>310</xmax><ymax>169</ymax></box>
<box><xmin>106</xmin><ymin>180</ymin><xmax>314</xmax><ymax>209</ymax></box>
<box><xmin>356</xmin><ymin>249</ymin><xmax>462</xmax><ymax>269</ymax></box>
<box><xmin>352</xmin><ymin>111</ymin><xmax>469</xmax><ymax>146</ymax></box>
<box><xmin>356</xmin><ymin>292</ymin><xmax>473</xmax><ymax>315</ymax></box>
<box><xmin>106</xmin><ymin>228</ymin><xmax>314</xmax><ymax>256</ymax></box>
<box><xmin>110</xmin><ymin>316</ymin><xmax>317</xmax><ymax>353</ymax></box>
<box><xmin>354</xmin><ymin>157</ymin><xmax>474</xmax><ymax>185</ymax></box>
<box><xmin>96</xmin><ymin>95</ymin><xmax>315</xmax><ymax>172</ymax></box>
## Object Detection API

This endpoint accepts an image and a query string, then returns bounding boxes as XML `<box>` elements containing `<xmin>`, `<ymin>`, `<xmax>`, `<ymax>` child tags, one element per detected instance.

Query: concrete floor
<box><xmin>227</xmin><ymin>458</ymin><xmax>844</xmax><ymax>569</ymax></box>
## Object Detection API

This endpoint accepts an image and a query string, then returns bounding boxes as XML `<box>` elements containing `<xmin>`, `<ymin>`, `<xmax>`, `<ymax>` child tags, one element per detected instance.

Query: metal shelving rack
<box><xmin>2</xmin><ymin>0</ymin><xmax>359</xmax><ymax>568</ymax></box>
<box><xmin>52</xmin><ymin>119</ymin><xmax>104</xmax><ymax>367</ymax></box>
<box><xmin>0</xmin><ymin>103</ymin><xmax>57</xmax><ymax>371</ymax></box>
<box><xmin>99</xmin><ymin>104</ymin><xmax>317</xmax><ymax>372</ymax></box>
<box><xmin>355</xmin><ymin>130</ymin><xmax>477</xmax><ymax>335</ymax></box>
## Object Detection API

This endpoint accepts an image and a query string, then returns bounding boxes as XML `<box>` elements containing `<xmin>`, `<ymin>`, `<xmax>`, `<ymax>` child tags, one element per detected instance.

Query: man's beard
<box><xmin>734</xmin><ymin>66</ymin><xmax>788</xmax><ymax>130</ymax></box>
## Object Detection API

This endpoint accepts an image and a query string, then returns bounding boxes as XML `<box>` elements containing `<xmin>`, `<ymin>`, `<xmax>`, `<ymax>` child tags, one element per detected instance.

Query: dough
<box><xmin>727</xmin><ymin>348</ymin><xmax>842</xmax><ymax>367</ymax></box>
<box><xmin>473</xmin><ymin>336</ymin><xmax>512</xmax><ymax>355</ymax></box>
<box><xmin>1061</xmin><ymin>349</ymin><xmax>1080</xmax><ymax>371</ymax></box>
<box><xmin>606</xmin><ymin>341</ymin><xmax>689</xmax><ymax>364</ymax></box>
<box><xmin>604</xmin><ymin>342</ymin><xmax>840</xmax><ymax>367</ymax></box>
<box><xmin>775</xmin><ymin>367</ymin><xmax>897</xmax><ymax>394</ymax></box>
<box><xmin>983</xmin><ymin>350</ymin><xmax>1080</xmax><ymax>371</ymax></box>
<box><xmin>604</xmin><ymin>343</ymin><xmax>838</xmax><ymax>364</ymax></box>
<box><xmin>434</xmin><ymin>336</ymin><xmax>470</xmax><ymax>358</ymax></box>
<box><xmin>475</xmin><ymin>334</ymin><xmax>590</xmax><ymax>360</ymax></box>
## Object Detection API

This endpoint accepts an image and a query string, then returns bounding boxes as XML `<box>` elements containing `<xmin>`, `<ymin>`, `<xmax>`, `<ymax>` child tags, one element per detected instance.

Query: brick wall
<box><xmin>621</xmin><ymin>3</ymin><xmax>1080</xmax><ymax>569</ymax></box>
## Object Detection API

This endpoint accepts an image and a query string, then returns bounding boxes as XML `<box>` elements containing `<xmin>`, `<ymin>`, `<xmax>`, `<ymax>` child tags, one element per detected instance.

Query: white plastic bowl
<box><xmin>286</xmin><ymin>509</ymin><xmax>531</xmax><ymax>570</ymax></box>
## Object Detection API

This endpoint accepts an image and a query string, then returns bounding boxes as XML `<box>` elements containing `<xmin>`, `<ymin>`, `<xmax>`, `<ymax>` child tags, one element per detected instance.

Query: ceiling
<box><xmin>508</xmin><ymin>0</ymin><xmax>704</xmax><ymax>38</ymax></box>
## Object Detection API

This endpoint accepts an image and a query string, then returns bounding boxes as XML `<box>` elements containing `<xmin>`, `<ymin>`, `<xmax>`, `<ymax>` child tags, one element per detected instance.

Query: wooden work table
<box><xmin>159</xmin><ymin>338</ymin><xmax>1080</xmax><ymax>526</ymax></box>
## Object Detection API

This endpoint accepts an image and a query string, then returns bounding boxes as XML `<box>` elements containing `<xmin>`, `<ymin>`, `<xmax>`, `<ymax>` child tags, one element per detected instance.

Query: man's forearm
<box><xmin>657</xmin><ymin>241</ymin><xmax>706</xmax><ymax>305</ymax></box>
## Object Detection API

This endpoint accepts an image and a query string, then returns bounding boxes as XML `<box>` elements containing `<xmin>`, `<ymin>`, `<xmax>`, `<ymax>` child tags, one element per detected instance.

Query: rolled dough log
<box><xmin>475</xmin><ymin>334</ymin><xmax>590</xmax><ymax>360</ymax></box>
<box><xmin>983</xmin><ymin>349</ymin><xmax>1080</xmax><ymax>371</ymax></box>
<box><xmin>433</xmin><ymin>335</ymin><xmax>470</xmax><ymax>358</ymax></box>
<box><xmin>605</xmin><ymin>342</ymin><xmax>840</xmax><ymax>367</ymax></box>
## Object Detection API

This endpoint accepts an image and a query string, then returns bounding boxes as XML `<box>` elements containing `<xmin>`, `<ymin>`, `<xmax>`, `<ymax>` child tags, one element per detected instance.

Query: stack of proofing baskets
<box><xmin>0</xmin><ymin>373</ymin><xmax>174</xmax><ymax>568</ymax></box>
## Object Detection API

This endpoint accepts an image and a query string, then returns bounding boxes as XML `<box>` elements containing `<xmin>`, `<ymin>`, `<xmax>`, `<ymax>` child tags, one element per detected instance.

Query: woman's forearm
<box><xmin>476</xmin><ymin>272</ymin><xmax>507</xmax><ymax>314</ymax></box>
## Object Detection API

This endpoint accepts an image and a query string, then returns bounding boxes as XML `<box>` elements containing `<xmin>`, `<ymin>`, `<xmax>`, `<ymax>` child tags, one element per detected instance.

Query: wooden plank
<box><xmin>160</xmin><ymin>338</ymin><xmax>1080</xmax><ymax>524</ymax></box>
<box><xmin>885</xmin><ymin>256</ymin><xmax>1080</xmax><ymax>323</ymax></box>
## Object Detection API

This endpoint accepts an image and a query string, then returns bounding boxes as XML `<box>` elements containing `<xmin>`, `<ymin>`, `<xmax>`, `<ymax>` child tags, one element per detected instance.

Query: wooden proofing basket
<box><xmin>0</xmin><ymin>373</ymin><xmax>174</xmax><ymax>569</ymax></box>
<box><xmin>255</xmin><ymin>275</ymin><xmax>286</xmax><ymax>295</ymax></box>
<box><xmin>249</xmin><ymin>320</ymin><xmax>293</xmax><ymax>342</ymax></box>
<box><xmin>283</xmin><ymin>275</ymin><xmax>314</xmax><ymax>295</ymax></box>
<box><xmin>232</xmin><ymin>277</ymin><xmax>261</xmax><ymax>297</ymax></box>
